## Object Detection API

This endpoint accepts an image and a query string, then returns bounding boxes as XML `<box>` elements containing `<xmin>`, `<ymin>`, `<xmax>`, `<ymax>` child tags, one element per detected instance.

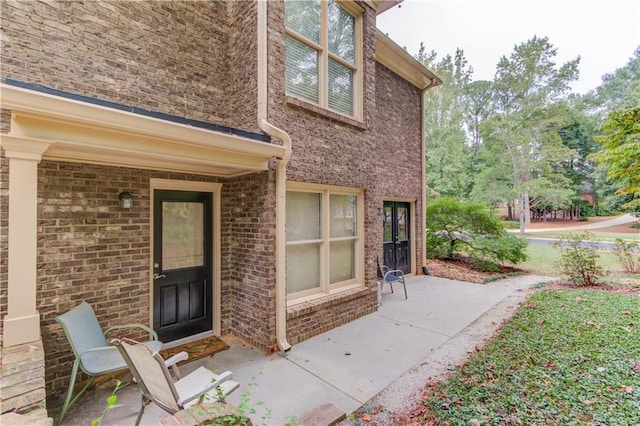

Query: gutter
<box><xmin>257</xmin><ymin>0</ymin><xmax>292</xmax><ymax>352</ymax></box>
<box><xmin>421</xmin><ymin>78</ymin><xmax>441</xmax><ymax>267</ymax></box>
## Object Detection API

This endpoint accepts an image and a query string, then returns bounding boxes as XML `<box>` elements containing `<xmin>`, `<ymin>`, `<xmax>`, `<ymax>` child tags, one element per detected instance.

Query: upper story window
<box><xmin>285</xmin><ymin>0</ymin><xmax>362</xmax><ymax>120</ymax></box>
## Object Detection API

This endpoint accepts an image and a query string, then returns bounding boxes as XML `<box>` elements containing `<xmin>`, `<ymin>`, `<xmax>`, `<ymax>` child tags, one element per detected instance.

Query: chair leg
<box><xmin>57</xmin><ymin>359</ymin><xmax>94</xmax><ymax>426</ymax></box>
<box><xmin>402</xmin><ymin>280</ymin><xmax>408</xmax><ymax>299</ymax></box>
<box><xmin>389</xmin><ymin>281</ymin><xmax>394</xmax><ymax>293</ymax></box>
<box><xmin>134</xmin><ymin>395</ymin><xmax>150</xmax><ymax>426</ymax></box>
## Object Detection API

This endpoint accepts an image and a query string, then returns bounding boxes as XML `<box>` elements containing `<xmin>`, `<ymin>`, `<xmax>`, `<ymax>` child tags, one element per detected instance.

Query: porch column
<box><xmin>1</xmin><ymin>136</ymin><xmax>53</xmax><ymax>347</ymax></box>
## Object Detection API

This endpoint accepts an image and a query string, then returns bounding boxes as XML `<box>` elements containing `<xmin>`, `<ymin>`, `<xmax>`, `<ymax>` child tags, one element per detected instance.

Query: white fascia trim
<box><xmin>1</xmin><ymin>84</ymin><xmax>286</xmax><ymax>176</ymax></box>
<box><xmin>375</xmin><ymin>30</ymin><xmax>442</xmax><ymax>90</ymax></box>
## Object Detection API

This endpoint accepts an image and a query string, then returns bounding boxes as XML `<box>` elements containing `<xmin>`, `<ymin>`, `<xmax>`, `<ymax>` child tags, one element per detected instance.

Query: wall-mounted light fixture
<box><xmin>119</xmin><ymin>191</ymin><xmax>134</xmax><ymax>209</ymax></box>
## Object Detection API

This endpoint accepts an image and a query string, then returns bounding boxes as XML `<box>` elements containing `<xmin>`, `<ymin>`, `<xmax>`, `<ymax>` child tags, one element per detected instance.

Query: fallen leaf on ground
<box><xmin>362</xmin><ymin>413</ymin><xmax>371</xmax><ymax>422</ymax></box>
<box><xmin>633</xmin><ymin>364</ymin><xmax>640</xmax><ymax>373</ymax></box>
<box><xmin>584</xmin><ymin>321</ymin><xmax>603</xmax><ymax>329</ymax></box>
<box><xmin>621</xmin><ymin>385</ymin><xmax>634</xmax><ymax>394</ymax></box>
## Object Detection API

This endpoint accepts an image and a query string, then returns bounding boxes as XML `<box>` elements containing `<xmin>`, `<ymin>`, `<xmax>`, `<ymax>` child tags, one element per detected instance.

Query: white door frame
<box><xmin>149</xmin><ymin>178</ymin><xmax>222</xmax><ymax>338</ymax></box>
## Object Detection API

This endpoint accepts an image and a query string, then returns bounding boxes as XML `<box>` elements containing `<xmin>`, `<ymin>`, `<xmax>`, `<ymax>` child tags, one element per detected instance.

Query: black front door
<box><xmin>382</xmin><ymin>201</ymin><xmax>411</xmax><ymax>274</ymax></box>
<box><xmin>153</xmin><ymin>190</ymin><xmax>213</xmax><ymax>342</ymax></box>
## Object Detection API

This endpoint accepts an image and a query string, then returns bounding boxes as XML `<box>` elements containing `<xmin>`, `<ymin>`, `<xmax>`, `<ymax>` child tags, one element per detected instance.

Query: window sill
<box><xmin>286</xmin><ymin>285</ymin><xmax>370</xmax><ymax>319</ymax></box>
<box><xmin>285</xmin><ymin>95</ymin><xmax>367</xmax><ymax>130</ymax></box>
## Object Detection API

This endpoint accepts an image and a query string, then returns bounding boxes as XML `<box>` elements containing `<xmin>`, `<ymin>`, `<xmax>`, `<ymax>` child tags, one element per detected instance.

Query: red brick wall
<box><xmin>265</xmin><ymin>1</ymin><xmax>425</xmax><ymax>343</ymax></box>
<box><xmin>0</xmin><ymin>0</ymin><xmax>233</xmax><ymax>125</ymax></box>
<box><xmin>222</xmin><ymin>171</ymin><xmax>278</xmax><ymax>352</ymax></box>
<box><xmin>374</xmin><ymin>63</ymin><xmax>425</xmax><ymax>272</ymax></box>
<box><xmin>1</xmin><ymin>0</ymin><xmax>426</xmax><ymax>382</ymax></box>
<box><xmin>35</xmin><ymin>161</ymin><xmax>278</xmax><ymax>399</ymax></box>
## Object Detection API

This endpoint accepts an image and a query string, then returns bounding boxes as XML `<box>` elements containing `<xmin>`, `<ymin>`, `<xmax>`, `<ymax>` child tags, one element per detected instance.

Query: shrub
<box><xmin>554</xmin><ymin>233</ymin><xmax>606</xmax><ymax>286</ymax></box>
<box><xmin>611</xmin><ymin>238</ymin><xmax>640</xmax><ymax>273</ymax></box>
<box><xmin>426</xmin><ymin>197</ymin><xmax>528</xmax><ymax>264</ymax></box>
<box><xmin>502</xmin><ymin>220</ymin><xmax>521</xmax><ymax>229</ymax></box>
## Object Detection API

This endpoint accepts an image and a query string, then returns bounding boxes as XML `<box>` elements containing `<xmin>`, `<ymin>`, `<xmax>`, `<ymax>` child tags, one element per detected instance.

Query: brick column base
<box><xmin>0</xmin><ymin>339</ymin><xmax>51</xmax><ymax>424</ymax></box>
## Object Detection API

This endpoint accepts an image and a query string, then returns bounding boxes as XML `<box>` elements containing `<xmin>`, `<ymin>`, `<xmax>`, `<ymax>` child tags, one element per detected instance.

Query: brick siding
<box><xmin>222</xmin><ymin>171</ymin><xmax>278</xmax><ymax>352</ymax></box>
<box><xmin>0</xmin><ymin>0</ymin><xmax>233</xmax><ymax>125</ymax></box>
<box><xmin>266</xmin><ymin>1</ymin><xmax>424</xmax><ymax>343</ymax></box>
<box><xmin>0</xmin><ymin>0</ymin><xmax>426</xmax><ymax>405</ymax></box>
<box><xmin>35</xmin><ymin>161</ymin><xmax>277</xmax><ymax>400</ymax></box>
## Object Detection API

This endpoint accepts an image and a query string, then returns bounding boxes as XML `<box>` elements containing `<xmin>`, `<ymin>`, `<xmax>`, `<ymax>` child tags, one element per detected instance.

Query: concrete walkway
<box><xmin>61</xmin><ymin>274</ymin><xmax>554</xmax><ymax>426</ymax></box>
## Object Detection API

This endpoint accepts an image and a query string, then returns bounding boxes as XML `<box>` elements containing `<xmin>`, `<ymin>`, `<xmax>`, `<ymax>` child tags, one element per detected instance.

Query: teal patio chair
<box><xmin>55</xmin><ymin>301</ymin><xmax>163</xmax><ymax>425</ymax></box>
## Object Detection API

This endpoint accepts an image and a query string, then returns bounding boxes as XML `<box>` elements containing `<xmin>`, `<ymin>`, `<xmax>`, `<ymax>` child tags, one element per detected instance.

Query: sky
<box><xmin>376</xmin><ymin>0</ymin><xmax>640</xmax><ymax>94</ymax></box>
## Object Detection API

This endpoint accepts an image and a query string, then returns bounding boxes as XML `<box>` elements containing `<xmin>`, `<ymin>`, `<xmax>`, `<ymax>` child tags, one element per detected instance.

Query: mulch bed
<box><xmin>425</xmin><ymin>255</ymin><xmax>523</xmax><ymax>283</ymax></box>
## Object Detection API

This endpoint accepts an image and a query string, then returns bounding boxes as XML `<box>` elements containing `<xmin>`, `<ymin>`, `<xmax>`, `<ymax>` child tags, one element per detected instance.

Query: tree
<box><xmin>591</xmin><ymin>107</ymin><xmax>640</xmax><ymax>209</ymax></box>
<box><xmin>419</xmin><ymin>45</ymin><xmax>475</xmax><ymax>198</ymax></box>
<box><xmin>425</xmin><ymin>197</ymin><xmax>528</xmax><ymax>265</ymax></box>
<box><xmin>586</xmin><ymin>46</ymin><xmax>640</xmax><ymax>114</ymax></box>
<box><xmin>463</xmin><ymin>80</ymin><xmax>493</xmax><ymax>151</ymax></box>
<box><xmin>582</xmin><ymin>47</ymin><xmax>640</xmax><ymax>211</ymax></box>
<box><xmin>480</xmin><ymin>36</ymin><xmax>580</xmax><ymax>231</ymax></box>
<box><xmin>556</xmin><ymin>103</ymin><xmax>599</xmax><ymax>217</ymax></box>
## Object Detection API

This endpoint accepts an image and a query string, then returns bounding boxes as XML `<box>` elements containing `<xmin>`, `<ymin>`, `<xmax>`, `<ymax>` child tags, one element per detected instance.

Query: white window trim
<box><xmin>285</xmin><ymin>0</ymin><xmax>364</xmax><ymax>121</ymax></box>
<box><xmin>286</xmin><ymin>182</ymin><xmax>365</xmax><ymax>304</ymax></box>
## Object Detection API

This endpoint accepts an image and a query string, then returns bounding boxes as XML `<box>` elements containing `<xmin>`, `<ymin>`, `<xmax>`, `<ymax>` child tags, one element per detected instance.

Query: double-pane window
<box><xmin>285</xmin><ymin>0</ymin><xmax>361</xmax><ymax>118</ymax></box>
<box><xmin>286</xmin><ymin>185</ymin><xmax>362</xmax><ymax>300</ymax></box>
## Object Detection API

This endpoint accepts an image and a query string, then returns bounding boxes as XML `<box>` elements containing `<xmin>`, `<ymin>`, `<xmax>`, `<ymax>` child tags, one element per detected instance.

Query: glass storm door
<box><xmin>153</xmin><ymin>190</ymin><xmax>212</xmax><ymax>342</ymax></box>
<box><xmin>382</xmin><ymin>201</ymin><xmax>411</xmax><ymax>274</ymax></box>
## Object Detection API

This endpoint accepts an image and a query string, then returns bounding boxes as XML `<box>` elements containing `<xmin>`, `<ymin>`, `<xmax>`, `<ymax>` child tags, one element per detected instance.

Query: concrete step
<box><xmin>297</xmin><ymin>403</ymin><xmax>346</xmax><ymax>426</ymax></box>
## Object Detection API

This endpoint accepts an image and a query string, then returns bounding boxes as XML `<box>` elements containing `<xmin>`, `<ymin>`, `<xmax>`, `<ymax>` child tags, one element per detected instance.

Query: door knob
<box><xmin>153</xmin><ymin>273</ymin><xmax>166</xmax><ymax>279</ymax></box>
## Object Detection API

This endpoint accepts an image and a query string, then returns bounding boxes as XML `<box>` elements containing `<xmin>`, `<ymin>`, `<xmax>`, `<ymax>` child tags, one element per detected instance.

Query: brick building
<box><xmin>0</xmin><ymin>0</ymin><xmax>440</xmax><ymax>415</ymax></box>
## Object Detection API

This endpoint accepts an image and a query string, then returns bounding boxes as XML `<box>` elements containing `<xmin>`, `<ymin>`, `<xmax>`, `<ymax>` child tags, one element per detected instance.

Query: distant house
<box><xmin>0</xmin><ymin>0</ymin><xmax>440</xmax><ymax>414</ymax></box>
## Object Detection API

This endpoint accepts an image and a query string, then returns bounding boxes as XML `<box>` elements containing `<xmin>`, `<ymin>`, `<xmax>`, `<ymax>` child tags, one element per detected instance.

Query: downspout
<box><xmin>257</xmin><ymin>0</ymin><xmax>292</xmax><ymax>352</ymax></box>
<box><xmin>421</xmin><ymin>78</ymin><xmax>440</xmax><ymax>267</ymax></box>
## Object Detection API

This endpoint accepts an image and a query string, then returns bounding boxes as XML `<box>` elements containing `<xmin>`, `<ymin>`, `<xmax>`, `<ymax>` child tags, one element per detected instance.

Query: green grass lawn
<box><xmin>519</xmin><ymin>244</ymin><xmax>627</xmax><ymax>278</ymax></box>
<box><xmin>423</xmin><ymin>289</ymin><xmax>640</xmax><ymax>425</ymax></box>
<box><xmin>526</xmin><ymin>230</ymin><xmax>639</xmax><ymax>241</ymax></box>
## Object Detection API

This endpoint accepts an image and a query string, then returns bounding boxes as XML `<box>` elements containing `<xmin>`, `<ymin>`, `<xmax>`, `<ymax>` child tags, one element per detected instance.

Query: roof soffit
<box><xmin>375</xmin><ymin>30</ymin><xmax>442</xmax><ymax>90</ymax></box>
<box><xmin>0</xmin><ymin>84</ymin><xmax>285</xmax><ymax>177</ymax></box>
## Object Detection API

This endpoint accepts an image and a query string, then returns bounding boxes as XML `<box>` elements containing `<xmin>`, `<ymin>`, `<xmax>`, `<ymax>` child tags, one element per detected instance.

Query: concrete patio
<box><xmin>59</xmin><ymin>274</ymin><xmax>553</xmax><ymax>425</ymax></box>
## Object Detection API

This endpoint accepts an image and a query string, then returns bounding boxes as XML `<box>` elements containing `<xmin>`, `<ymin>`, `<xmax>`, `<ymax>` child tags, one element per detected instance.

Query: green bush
<box><xmin>611</xmin><ymin>238</ymin><xmax>640</xmax><ymax>274</ymax></box>
<box><xmin>502</xmin><ymin>220</ymin><xmax>521</xmax><ymax>229</ymax></box>
<box><xmin>426</xmin><ymin>197</ymin><xmax>528</xmax><ymax>264</ymax></box>
<box><xmin>554</xmin><ymin>232</ymin><xmax>606</xmax><ymax>286</ymax></box>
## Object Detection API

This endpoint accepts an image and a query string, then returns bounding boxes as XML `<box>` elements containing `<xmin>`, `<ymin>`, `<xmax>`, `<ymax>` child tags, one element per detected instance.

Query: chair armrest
<box><xmin>164</xmin><ymin>351</ymin><xmax>189</xmax><ymax>367</ymax></box>
<box><xmin>177</xmin><ymin>370</ymin><xmax>234</xmax><ymax>406</ymax></box>
<box><xmin>164</xmin><ymin>351</ymin><xmax>189</xmax><ymax>380</ymax></box>
<box><xmin>104</xmin><ymin>323</ymin><xmax>159</xmax><ymax>341</ymax></box>
<box><xmin>77</xmin><ymin>345</ymin><xmax>119</xmax><ymax>358</ymax></box>
<box><xmin>384</xmin><ymin>269</ymin><xmax>405</xmax><ymax>280</ymax></box>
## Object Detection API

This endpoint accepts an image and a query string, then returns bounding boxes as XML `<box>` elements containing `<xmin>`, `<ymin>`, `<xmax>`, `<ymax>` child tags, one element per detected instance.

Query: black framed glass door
<box><xmin>153</xmin><ymin>190</ymin><xmax>213</xmax><ymax>342</ymax></box>
<box><xmin>382</xmin><ymin>201</ymin><xmax>411</xmax><ymax>274</ymax></box>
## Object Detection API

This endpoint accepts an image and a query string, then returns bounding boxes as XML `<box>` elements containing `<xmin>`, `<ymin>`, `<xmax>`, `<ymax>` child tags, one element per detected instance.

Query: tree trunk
<box><xmin>524</xmin><ymin>191</ymin><xmax>531</xmax><ymax>225</ymax></box>
<box><xmin>518</xmin><ymin>194</ymin><xmax>526</xmax><ymax>235</ymax></box>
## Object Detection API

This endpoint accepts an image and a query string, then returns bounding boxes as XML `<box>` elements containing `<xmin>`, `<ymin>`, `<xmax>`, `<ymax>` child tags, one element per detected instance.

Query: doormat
<box><xmin>160</xmin><ymin>336</ymin><xmax>230</xmax><ymax>365</ymax></box>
